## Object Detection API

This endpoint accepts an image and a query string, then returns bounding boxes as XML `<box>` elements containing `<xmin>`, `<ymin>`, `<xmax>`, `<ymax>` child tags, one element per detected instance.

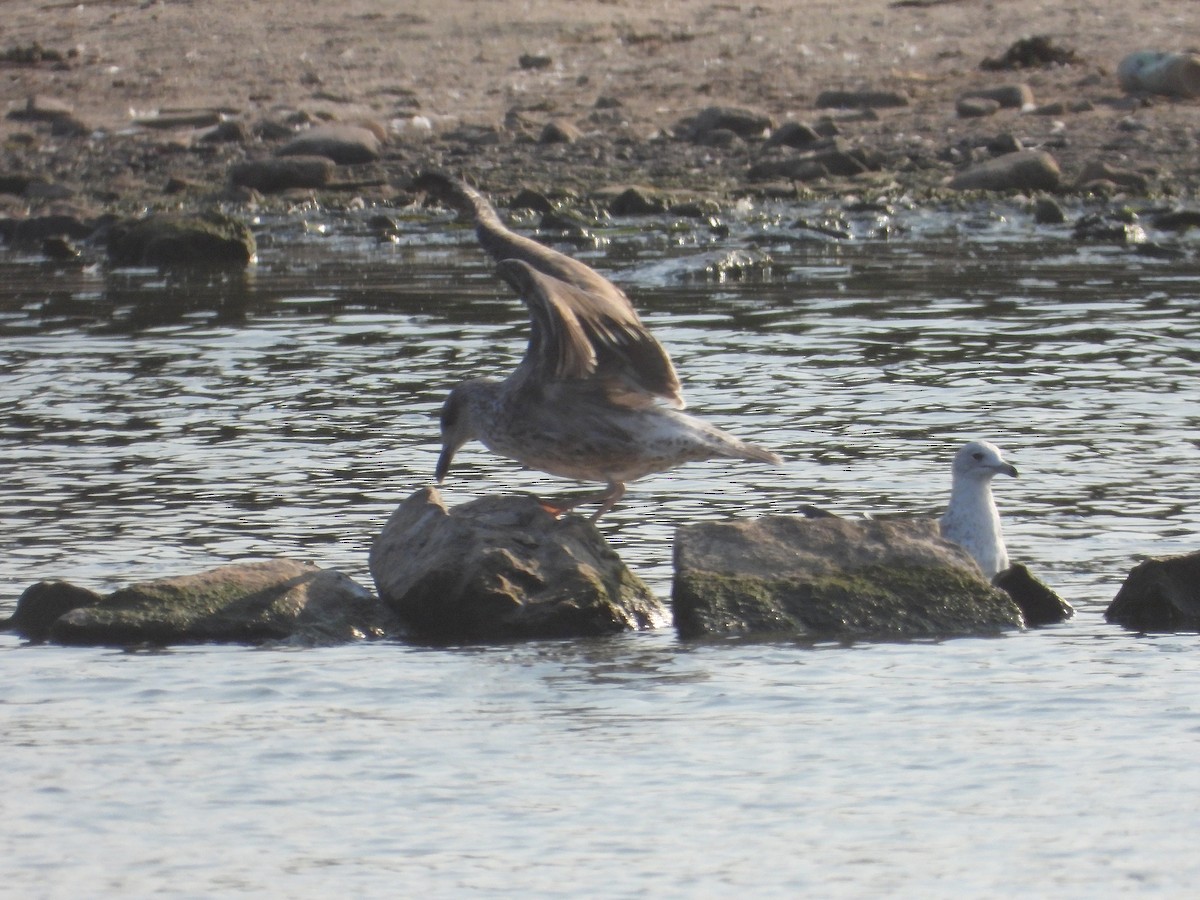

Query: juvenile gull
<box><xmin>418</xmin><ymin>172</ymin><xmax>781</xmax><ymax>520</ymax></box>
<box><xmin>939</xmin><ymin>440</ymin><xmax>1018</xmax><ymax>578</ymax></box>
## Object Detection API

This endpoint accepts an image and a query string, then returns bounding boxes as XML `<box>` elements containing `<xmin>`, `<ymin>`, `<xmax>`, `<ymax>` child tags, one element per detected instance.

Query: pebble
<box><xmin>956</xmin><ymin>97</ymin><xmax>1001</xmax><ymax>119</ymax></box>
<box><xmin>958</xmin><ymin>84</ymin><xmax>1035</xmax><ymax>109</ymax></box>
<box><xmin>538</xmin><ymin>119</ymin><xmax>582</xmax><ymax>144</ymax></box>
<box><xmin>684</xmin><ymin>105</ymin><xmax>773</xmax><ymax>141</ymax></box>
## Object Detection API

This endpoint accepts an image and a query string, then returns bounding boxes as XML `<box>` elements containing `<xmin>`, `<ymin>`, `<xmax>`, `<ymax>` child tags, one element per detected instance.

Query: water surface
<box><xmin>2</xmin><ymin>202</ymin><xmax>1198</xmax><ymax>896</ymax></box>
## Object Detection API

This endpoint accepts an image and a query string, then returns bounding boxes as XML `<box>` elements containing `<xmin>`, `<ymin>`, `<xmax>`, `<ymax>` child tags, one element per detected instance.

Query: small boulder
<box><xmin>993</xmin><ymin>563</ymin><xmax>1073</xmax><ymax>626</ymax></box>
<box><xmin>814</xmin><ymin>89</ymin><xmax>910</xmax><ymax>109</ymax></box>
<box><xmin>1105</xmin><ymin>550</ymin><xmax>1200</xmax><ymax>631</ymax></box>
<box><xmin>766</xmin><ymin>121</ymin><xmax>822</xmax><ymax>149</ymax></box>
<box><xmin>369</xmin><ymin>488</ymin><xmax>665</xmax><ymax>642</ymax></box>
<box><xmin>956</xmin><ymin>96</ymin><xmax>1001</xmax><ymax>118</ymax></box>
<box><xmin>672</xmin><ymin>516</ymin><xmax>1023</xmax><ymax>640</ymax></box>
<box><xmin>1</xmin><ymin>580</ymin><xmax>103</xmax><ymax>642</ymax></box>
<box><xmin>277</xmin><ymin>123</ymin><xmax>383</xmax><ymax>164</ymax></box>
<box><xmin>948</xmin><ymin>149</ymin><xmax>1061</xmax><ymax>192</ymax></box>
<box><xmin>683</xmin><ymin>106</ymin><xmax>773</xmax><ymax>142</ymax></box>
<box><xmin>958</xmin><ymin>84</ymin><xmax>1035</xmax><ymax>109</ymax></box>
<box><xmin>229</xmin><ymin>156</ymin><xmax>335</xmax><ymax>192</ymax></box>
<box><xmin>43</xmin><ymin>560</ymin><xmax>393</xmax><ymax>646</ymax></box>
<box><xmin>1117</xmin><ymin>51</ymin><xmax>1200</xmax><ymax>98</ymax></box>
<box><xmin>106</xmin><ymin>211</ymin><xmax>256</xmax><ymax>268</ymax></box>
<box><xmin>539</xmin><ymin>119</ymin><xmax>583</xmax><ymax>144</ymax></box>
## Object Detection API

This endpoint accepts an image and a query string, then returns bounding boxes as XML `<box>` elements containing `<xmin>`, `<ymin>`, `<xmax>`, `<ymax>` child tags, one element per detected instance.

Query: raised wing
<box><xmin>495</xmin><ymin>258</ymin><xmax>683</xmax><ymax>409</ymax></box>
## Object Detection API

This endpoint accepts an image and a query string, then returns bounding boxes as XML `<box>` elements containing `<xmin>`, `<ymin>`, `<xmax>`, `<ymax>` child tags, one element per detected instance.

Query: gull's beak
<box><xmin>1000</xmin><ymin>463</ymin><xmax>1018</xmax><ymax>478</ymax></box>
<box><xmin>435</xmin><ymin>445</ymin><xmax>455</xmax><ymax>483</ymax></box>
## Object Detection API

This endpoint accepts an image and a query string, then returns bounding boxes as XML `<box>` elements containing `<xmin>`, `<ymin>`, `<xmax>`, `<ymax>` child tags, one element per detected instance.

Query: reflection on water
<box><xmin>2</xmin><ymin>203</ymin><xmax>1199</xmax><ymax>896</ymax></box>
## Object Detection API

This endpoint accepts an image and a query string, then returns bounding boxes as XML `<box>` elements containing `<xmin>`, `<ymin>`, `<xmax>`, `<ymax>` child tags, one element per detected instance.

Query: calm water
<box><xmin>2</xmin><ymin>201</ymin><xmax>1199</xmax><ymax>896</ymax></box>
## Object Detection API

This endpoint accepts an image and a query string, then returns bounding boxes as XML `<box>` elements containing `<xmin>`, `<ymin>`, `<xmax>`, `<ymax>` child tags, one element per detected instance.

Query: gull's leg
<box><xmin>537</xmin><ymin>481</ymin><xmax>626</xmax><ymax>521</ymax></box>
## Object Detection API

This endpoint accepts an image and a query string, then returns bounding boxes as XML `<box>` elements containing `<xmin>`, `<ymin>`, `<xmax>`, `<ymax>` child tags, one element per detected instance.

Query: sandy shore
<box><xmin>1</xmin><ymin>0</ymin><xmax>1197</xmax><ymax>209</ymax></box>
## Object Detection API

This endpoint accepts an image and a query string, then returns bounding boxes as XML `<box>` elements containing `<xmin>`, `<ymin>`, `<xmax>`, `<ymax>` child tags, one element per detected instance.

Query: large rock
<box><xmin>369</xmin><ymin>488</ymin><xmax>665</xmax><ymax>642</ymax></box>
<box><xmin>1</xmin><ymin>580</ymin><xmax>103</xmax><ymax>642</ymax></box>
<box><xmin>672</xmin><ymin>516</ymin><xmax>1024</xmax><ymax>640</ymax></box>
<box><xmin>1105</xmin><ymin>550</ymin><xmax>1200</xmax><ymax>631</ymax></box>
<box><xmin>948</xmin><ymin>149</ymin><xmax>1061</xmax><ymax>192</ymax></box>
<box><xmin>106</xmin><ymin>211</ymin><xmax>256</xmax><ymax>268</ymax></box>
<box><xmin>32</xmin><ymin>560</ymin><xmax>393</xmax><ymax>646</ymax></box>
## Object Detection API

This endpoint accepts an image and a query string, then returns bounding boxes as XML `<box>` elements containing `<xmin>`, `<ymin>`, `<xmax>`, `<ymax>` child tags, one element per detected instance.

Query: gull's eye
<box><xmin>972</xmin><ymin>452</ymin><xmax>984</xmax><ymax>461</ymax></box>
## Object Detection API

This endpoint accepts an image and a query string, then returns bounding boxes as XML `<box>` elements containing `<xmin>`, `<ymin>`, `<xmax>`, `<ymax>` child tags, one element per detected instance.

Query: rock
<box><xmin>43</xmin><ymin>560</ymin><xmax>394</xmax><ymax>646</ymax></box>
<box><xmin>684</xmin><ymin>105</ymin><xmax>773</xmax><ymax>141</ymax></box>
<box><xmin>106</xmin><ymin>211</ymin><xmax>256</xmax><ymax>268</ymax></box>
<box><xmin>1117</xmin><ymin>51</ymin><xmax>1200</xmax><ymax>98</ymax></box>
<box><xmin>814</xmin><ymin>89</ymin><xmax>910</xmax><ymax>109</ymax></box>
<box><xmin>956</xmin><ymin>96</ymin><xmax>1001</xmax><ymax>119</ymax></box>
<box><xmin>199</xmin><ymin>119</ymin><xmax>249</xmax><ymax>143</ymax></box>
<box><xmin>1106</xmin><ymin>550</ymin><xmax>1200</xmax><ymax>631</ymax></box>
<box><xmin>993</xmin><ymin>563</ymin><xmax>1073</xmax><ymax>626</ymax></box>
<box><xmin>766</xmin><ymin>121</ymin><xmax>822</xmax><ymax>149</ymax></box>
<box><xmin>0</xmin><ymin>212</ymin><xmax>97</xmax><ymax>244</ymax></box>
<box><xmin>1034</xmin><ymin>196</ymin><xmax>1067</xmax><ymax>224</ymax></box>
<box><xmin>369</xmin><ymin>488</ymin><xmax>664</xmax><ymax>642</ymax></box>
<box><xmin>1076</xmin><ymin>160</ymin><xmax>1151</xmax><ymax>194</ymax></box>
<box><xmin>981</xmin><ymin>36</ymin><xmax>1082</xmax><ymax>70</ymax></box>
<box><xmin>134</xmin><ymin>109</ymin><xmax>224</xmax><ymax>130</ymax></box>
<box><xmin>748</xmin><ymin>143</ymin><xmax>871</xmax><ymax>182</ymax></box>
<box><xmin>603</xmin><ymin>185</ymin><xmax>671</xmax><ymax>215</ymax></box>
<box><xmin>6</xmin><ymin>95</ymin><xmax>75</xmax><ymax>123</ymax></box>
<box><xmin>519</xmin><ymin>53</ymin><xmax>553</xmax><ymax>71</ymax></box>
<box><xmin>672</xmin><ymin>516</ymin><xmax>1024</xmax><ymax>640</ymax></box>
<box><xmin>1151</xmin><ymin>209</ymin><xmax>1200</xmax><ymax>232</ymax></box>
<box><xmin>948</xmin><ymin>149</ymin><xmax>1061</xmax><ymax>192</ymax></box>
<box><xmin>959</xmin><ymin>84</ymin><xmax>1035</xmax><ymax>109</ymax></box>
<box><xmin>229</xmin><ymin>155</ymin><xmax>336</xmax><ymax>192</ymax></box>
<box><xmin>1</xmin><ymin>580</ymin><xmax>103</xmax><ymax>642</ymax></box>
<box><xmin>539</xmin><ymin>119</ymin><xmax>583</xmax><ymax>144</ymax></box>
<box><xmin>276</xmin><ymin>123</ymin><xmax>383</xmax><ymax>164</ymax></box>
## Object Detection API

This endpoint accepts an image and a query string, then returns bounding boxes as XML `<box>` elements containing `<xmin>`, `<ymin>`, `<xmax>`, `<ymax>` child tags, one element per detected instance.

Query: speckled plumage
<box><xmin>420</xmin><ymin>173</ymin><xmax>781</xmax><ymax>520</ymax></box>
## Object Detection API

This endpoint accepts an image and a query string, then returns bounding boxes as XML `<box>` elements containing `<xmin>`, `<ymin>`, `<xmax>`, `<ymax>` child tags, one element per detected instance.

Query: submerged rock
<box><xmin>672</xmin><ymin>516</ymin><xmax>1023</xmax><ymax>640</ymax></box>
<box><xmin>1105</xmin><ymin>550</ymin><xmax>1200</xmax><ymax>631</ymax></box>
<box><xmin>369</xmin><ymin>488</ymin><xmax>664</xmax><ymax>642</ymax></box>
<box><xmin>106</xmin><ymin>211</ymin><xmax>256</xmax><ymax>268</ymax></box>
<box><xmin>229</xmin><ymin>156</ymin><xmax>335</xmax><ymax>193</ymax></box>
<box><xmin>13</xmin><ymin>560</ymin><xmax>394</xmax><ymax>646</ymax></box>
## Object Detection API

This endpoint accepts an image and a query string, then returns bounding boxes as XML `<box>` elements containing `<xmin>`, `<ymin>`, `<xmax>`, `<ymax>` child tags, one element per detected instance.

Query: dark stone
<box><xmin>0</xmin><ymin>213</ymin><xmax>96</xmax><ymax>244</ymax></box>
<box><xmin>672</xmin><ymin>516</ymin><xmax>1023</xmax><ymax>640</ymax></box>
<box><xmin>106</xmin><ymin>211</ymin><xmax>256</xmax><ymax>268</ymax></box>
<box><xmin>1106</xmin><ymin>551</ymin><xmax>1200</xmax><ymax>632</ymax></box>
<box><xmin>1151</xmin><ymin>209</ymin><xmax>1200</xmax><ymax>232</ymax></box>
<box><xmin>199</xmin><ymin>119</ymin><xmax>249</xmax><ymax>143</ymax></box>
<box><xmin>993</xmin><ymin>563</ymin><xmax>1074</xmax><ymax>626</ymax></box>
<box><xmin>814</xmin><ymin>89</ymin><xmax>910</xmax><ymax>109</ymax></box>
<box><xmin>1076</xmin><ymin>161</ymin><xmax>1151</xmax><ymax>194</ymax></box>
<box><xmin>47</xmin><ymin>560</ymin><xmax>393</xmax><ymax>646</ymax></box>
<box><xmin>538</xmin><ymin>119</ymin><xmax>582</xmax><ymax>144</ymax></box>
<box><xmin>2</xmin><ymin>581</ymin><xmax>103</xmax><ymax>642</ymax></box>
<box><xmin>605</xmin><ymin>186</ymin><xmax>670</xmax><ymax>215</ymax></box>
<box><xmin>766</xmin><ymin>121</ymin><xmax>822</xmax><ymax>148</ymax></box>
<box><xmin>981</xmin><ymin>36</ymin><xmax>1082</xmax><ymax>70</ymax></box>
<box><xmin>6</xmin><ymin>95</ymin><xmax>74</xmax><ymax>123</ymax></box>
<box><xmin>369</xmin><ymin>488</ymin><xmax>664</xmax><ymax>643</ymax></box>
<box><xmin>519</xmin><ymin>53</ymin><xmax>553</xmax><ymax>71</ymax></box>
<box><xmin>1034</xmin><ymin>197</ymin><xmax>1067</xmax><ymax>224</ymax></box>
<box><xmin>229</xmin><ymin>156</ymin><xmax>336</xmax><ymax>192</ymax></box>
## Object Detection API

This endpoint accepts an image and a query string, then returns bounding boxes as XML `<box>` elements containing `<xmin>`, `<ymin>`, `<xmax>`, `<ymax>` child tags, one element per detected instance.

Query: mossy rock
<box><xmin>107</xmin><ymin>210</ymin><xmax>256</xmax><ymax>268</ymax></box>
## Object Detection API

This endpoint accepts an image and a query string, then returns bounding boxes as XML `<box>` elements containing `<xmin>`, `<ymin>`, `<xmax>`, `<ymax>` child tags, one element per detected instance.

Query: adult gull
<box><xmin>939</xmin><ymin>440</ymin><xmax>1018</xmax><ymax>578</ymax></box>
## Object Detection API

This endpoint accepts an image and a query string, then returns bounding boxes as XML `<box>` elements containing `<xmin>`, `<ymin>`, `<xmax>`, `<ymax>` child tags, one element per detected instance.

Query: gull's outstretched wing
<box><xmin>495</xmin><ymin>258</ymin><xmax>683</xmax><ymax>410</ymax></box>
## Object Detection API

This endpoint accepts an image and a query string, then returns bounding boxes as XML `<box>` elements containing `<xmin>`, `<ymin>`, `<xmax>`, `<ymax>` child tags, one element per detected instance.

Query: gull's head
<box><xmin>434</xmin><ymin>383</ymin><xmax>480</xmax><ymax>483</ymax></box>
<box><xmin>951</xmin><ymin>440</ymin><xmax>1018</xmax><ymax>482</ymax></box>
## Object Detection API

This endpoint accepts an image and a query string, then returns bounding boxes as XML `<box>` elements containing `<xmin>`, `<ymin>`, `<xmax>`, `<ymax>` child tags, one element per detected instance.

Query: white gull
<box><xmin>938</xmin><ymin>440</ymin><xmax>1018</xmax><ymax>578</ymax></box>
